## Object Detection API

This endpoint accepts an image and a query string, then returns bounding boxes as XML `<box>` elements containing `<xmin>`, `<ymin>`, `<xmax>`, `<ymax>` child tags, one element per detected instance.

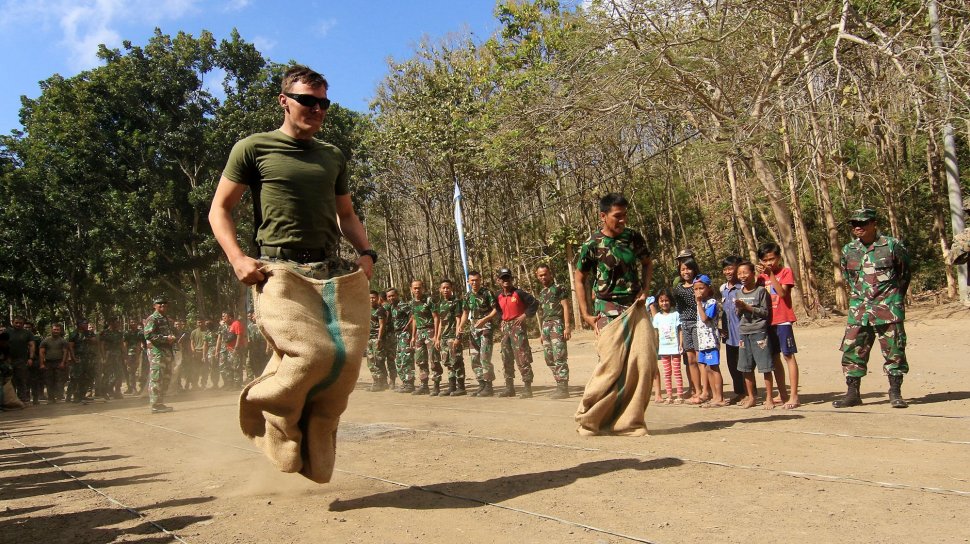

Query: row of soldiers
<box><xmin>366</xmin><ymin>265</ymin><xmax>573</xmax><ymax>399</ymax></box>
<box><xmin>0</xmin><ymin>309</ymin><xmax>268</xmax><ymax>410</ymax></box>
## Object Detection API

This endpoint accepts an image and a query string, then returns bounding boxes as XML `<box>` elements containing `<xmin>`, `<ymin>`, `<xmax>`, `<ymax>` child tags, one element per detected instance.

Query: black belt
<box><xmin>260</xmin><ymin>245</ymin><xmax>332</xmax><ymax>264</ymax></box>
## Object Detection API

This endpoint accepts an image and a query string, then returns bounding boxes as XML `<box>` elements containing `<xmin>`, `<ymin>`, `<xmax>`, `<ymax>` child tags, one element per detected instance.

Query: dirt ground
<box><xmin>3</xmin><ymin>302</ymin><xmax>970</xmax><ymax>544</ymax></box>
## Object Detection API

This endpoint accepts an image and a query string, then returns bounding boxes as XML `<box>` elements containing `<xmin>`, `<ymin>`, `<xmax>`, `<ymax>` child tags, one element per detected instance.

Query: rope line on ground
<box><xmin>92</xmin><ymin>413</ymin><xmax>660</xmax><ymax>544</ymax></box>
<box><xmin>0</xmin><ymin>429</ymin><xmax>192</xmax><ymax>544</ymax></box>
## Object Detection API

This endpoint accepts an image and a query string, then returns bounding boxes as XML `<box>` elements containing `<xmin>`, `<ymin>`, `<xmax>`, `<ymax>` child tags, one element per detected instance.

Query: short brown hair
<box><xmin>282</xmin><ymin>64</ymin><xmax>329</xmax><ymax>93</ymax></box>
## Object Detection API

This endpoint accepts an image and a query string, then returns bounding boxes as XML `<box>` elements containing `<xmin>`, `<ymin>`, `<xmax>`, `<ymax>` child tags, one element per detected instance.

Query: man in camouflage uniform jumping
<box><xmin>536</xmin><ymin>264</ymin><xmax>572</xmax><ymax>399</ymax></box>
<box><xmin>409</xmin><ymin>279</ymin><xmax>443</xmax><ymax>395</ymax></box>
<box><xmin>434</xmin><ymin>279</ymin><xmax>467</xmax><ymax>396</ymax></box>
<box><xmin>386</xmin><ymin>288</ymin><xmax>415</xmax><ymax>393</ymax></box>
<box><xmin>574</xmin><ymin>193</ymin><xmax>653</xmax><ymax>332</ymax></box>
<box><xmin>461</xmin><ymin>270</ymin><xmax>499</xmax><ymax>396</ymax></box>
<box><xmin>834</xmin><ymin>208</ymin><xmax>912</xmax><ymax>409</ymax></box>
<box><xmin>495</xmin><ymin>268</ymin><xmax>539</xmax><ymax>398</ymax></box>
<box><xmin>366</xmin><ymin>290</ymin><xmax>389</xmax><ymax>391</ymax></box>
<box><xmin>144</xmin><ymin>296</ymin><xmax>176</xmax><ymax>413</ymax></box>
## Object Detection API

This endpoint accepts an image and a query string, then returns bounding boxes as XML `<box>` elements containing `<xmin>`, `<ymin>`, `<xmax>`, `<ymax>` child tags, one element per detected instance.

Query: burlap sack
<box><xmin>240</xmin><ymin>264</ymin><xmax>369</xmax><ymax>483</ymax></box>
<box><xmin>2</xmin><ymin>380</ymin><xmax>24</xmax><ymax>409</ymax></box>
<box><xmin>575</xmin><ymin>301</ymin><xmax>657</xmax><ymax>437</ymax></box>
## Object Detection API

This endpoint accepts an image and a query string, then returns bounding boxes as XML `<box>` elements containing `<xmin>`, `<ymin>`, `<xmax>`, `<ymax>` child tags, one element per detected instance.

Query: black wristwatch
<box><xmin>358</xmin><ymin>249</ymin><xmax>379</xmax><ymax>264</ymax></box>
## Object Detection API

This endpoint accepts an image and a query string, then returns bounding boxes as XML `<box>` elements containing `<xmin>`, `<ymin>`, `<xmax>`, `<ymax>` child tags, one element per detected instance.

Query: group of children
<box><xmin>649</xmin><ymin>243</ymin><xmax>801</xmax><ymax>409</ymax></box>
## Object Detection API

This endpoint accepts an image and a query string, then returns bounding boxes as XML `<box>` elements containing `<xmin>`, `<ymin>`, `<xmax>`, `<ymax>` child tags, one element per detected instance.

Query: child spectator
<box><xmin>734</xmin><ymin>261</ymin><xmax>775</xmax><ymax>409</ymax></box>
<box><xmin>674</xmin><ymin>259</ymin><xmax>707</xmax><ymax>404</ymax></box>
<box><xmin>719</xmin><ymin>255</ymin><xmax>753</xmax><ymax>404</ymax></box>
<box><xmin>650</xmin><ymin>291</ymin><xmax>684</xmax><ymax>404</ymax></box>
<box><xmin>693</xmin><ymin>275</ymin><xmax>725</xmax><ymax>407</ymax></box>
<box><xmin>757</xmin><ymin>243</ymin><xmax>797</xmax><ymax>408</ymax></box>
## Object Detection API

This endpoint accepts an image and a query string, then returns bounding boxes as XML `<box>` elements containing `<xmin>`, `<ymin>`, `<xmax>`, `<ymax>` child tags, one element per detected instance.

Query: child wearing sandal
<box><xmin>734</xmin><ymin>261</ymin><xmax>775</xmax><ymax>409</ymax></box>
<box><xmin>674</xmin><ymin>258</ymin><xmax>706</xmax><ymax>403</ymax></box>
<box><xmin>693</xmin><ymin>275</ymin><xmax>726</xmax><ymax>407</ymax></box>
<box><xmin>651</xmin><ymin>290</ymin><xmax>684</xmax><ymax>404</ymax></box>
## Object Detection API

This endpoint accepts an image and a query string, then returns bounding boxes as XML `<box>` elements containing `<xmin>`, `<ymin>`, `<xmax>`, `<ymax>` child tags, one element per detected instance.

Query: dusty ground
<box><xmin>3</xmin><ymin>302</ymin><xmax>970</xmax><ymax>544</ymax></box>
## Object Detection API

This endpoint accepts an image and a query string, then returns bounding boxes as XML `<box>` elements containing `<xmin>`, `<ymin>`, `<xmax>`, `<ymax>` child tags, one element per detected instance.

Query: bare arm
<box><xmin>639</xmin><ymin>255</ymin><xmax>654</xmax><ymax>302</ymax></box>
<box><xmin>559</xmin><ymin>298</ymin><xmax>572</xmax><ymax>341</ymax></box>
<box><xmin>335</xmin><ymin>194</ymin><xmax>374</xmax><ymax>280</ymax></box>
<box><xmin>573</xmin><ymin>268</ymin><xmax>598</xmax><ymax>331</ymax></box>
<box><xmin>209</xmin><ymin>176</ymin><xmax>265</xmax><ymax>285</ymax></box>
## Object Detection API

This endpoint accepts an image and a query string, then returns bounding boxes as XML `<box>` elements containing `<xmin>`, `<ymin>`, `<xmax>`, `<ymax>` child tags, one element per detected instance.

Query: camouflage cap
<box><xmin>676</xmin><ymin>248</ymin><xmax>695</xmax><ymax>260</ymax></box>
<box><xmin>153</xmin><ymin>295</ymin><xmax>168</xmax><ymax>305</ymax></box>
<box><xmin>847</xmin><ymin>208</ymin><xmax>877</xmax><ymax>222</ymax></box>
<box><xmin>496</xmin><ymin>267</ymin><xmax>513</xmax><ymax>279</ymax></box>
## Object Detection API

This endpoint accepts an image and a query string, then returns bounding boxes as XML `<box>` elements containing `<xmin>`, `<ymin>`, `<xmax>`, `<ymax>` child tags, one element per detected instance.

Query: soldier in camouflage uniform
<box><xmin>434</xmin><ymin>279</ymin><xmax>468</xmax><ymax>396</ymax></box>
<box><xmin>386</xmin><ymin>288</ymin><xmax>415</xmax><ymax>393</ymax></box>
<box><xmin>834</xmin><ymin>208</ymin><xmax>912</xmax><ymax>409</ymax></box>
<box><xmin>217</xmin><ymin>312</ymin><xmax>234</xmax><ymax>389</ymax></box>
<box><xmin>67</xmin><ymin>320</ymin><xmax>99</xmax><ymax>404</ymax></box>
<box><xmin>575</xmin><ymin>194</ymin><xmax>653</xmax><ymax>332</ymax></box>
<box><xmin>123</xmin><ymin>320</ymin><xmax>145</xmax><ymax>395</ymax></box>
<box><xmin>99</xmin><ymin>317</ymin><xmax>126</xmax><ymax>399</ymax></box>
<box><xmin>460</xmin><ymin>270</ymin><xmax>499</xmax><ymax>396</ymax></box>
<box><xmin>495</xmin><ymin>268</ymin><xmax>539</xmax><ymax>398</ymax></box>
<box><xmin>536</xmin><ymin>264</ymin><xmax>573</xmax><ymax>399</ymax></box>
<box><xmin>204</xmin><ymin>320</ymin><xmax>220</xmax><ymax>389</ymax></box>
<box><xmin>380</xmin><ymin>293</ymin><xmax>398</xmax><ymax>389</ymax></box>
<box><xmin>409</xmin><ymin>280</ymin><xmax>443</xmax><ymax>395</ymax></box>
<box><xmin>144</xmin><ymin>296</ymin><xmax>176</xmax><ymax>413</ymax></box>
<box><xmin>366</xmin><ymin>290</ymin><xmax>390</xmax><ymax>391</ymax></box>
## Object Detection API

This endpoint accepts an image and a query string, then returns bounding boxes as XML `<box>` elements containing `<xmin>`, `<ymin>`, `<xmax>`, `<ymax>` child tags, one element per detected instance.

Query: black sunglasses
<box><xmin>849</xmin><ymin>220</ymin><xmax>872</xmax><ymax>228</ymax></box>
<box><xmin>284</xmin><ymin>92</ymin><xmax>331</xmax><ymax>110</ymax></box>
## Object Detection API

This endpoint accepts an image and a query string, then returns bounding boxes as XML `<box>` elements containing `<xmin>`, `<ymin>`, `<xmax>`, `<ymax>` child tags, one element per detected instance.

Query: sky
<box><xmin>0</xmin><ymin>0</ymin><xmax>502</xmax><ymax>134</ymax></box>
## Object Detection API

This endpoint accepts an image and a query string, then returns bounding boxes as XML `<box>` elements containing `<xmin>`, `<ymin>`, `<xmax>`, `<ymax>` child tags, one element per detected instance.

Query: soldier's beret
<box><xmin>848</xmin><ymin>208</ymin><xmax>877</xmax><ymax>222</ymax></box>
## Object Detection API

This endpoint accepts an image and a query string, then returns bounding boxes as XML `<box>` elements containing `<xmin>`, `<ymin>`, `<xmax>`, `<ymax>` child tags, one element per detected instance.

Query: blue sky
<box><xmin>0</xmin><ymin>0</ymin><xmax>501</xmax><ymax>134</ymax></box>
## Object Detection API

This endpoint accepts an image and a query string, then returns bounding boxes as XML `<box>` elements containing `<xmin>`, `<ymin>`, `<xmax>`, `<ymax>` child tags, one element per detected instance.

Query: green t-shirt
<box><xmin>436</xmin><ymin>296</ymin><xmax>464</xmax><ymax>339</ymax></box>
<box><xmin>411</xmin><ymin>296</ymin><xmax>436</xmax><ymax>330</ymax></box>
<box><xmin>538</xmin><ymin>284</ymin><xmax>568</xmax><ymax>322</ymax></box>
<box><xmin>223</xmin><ymin>130</ymin><xmax>350</xmax><ymax>249</ymax></box>
<box><xmin>576</xmin><ymin>228</ymin><xmax>651</xmax><ymax>304</ymax></box>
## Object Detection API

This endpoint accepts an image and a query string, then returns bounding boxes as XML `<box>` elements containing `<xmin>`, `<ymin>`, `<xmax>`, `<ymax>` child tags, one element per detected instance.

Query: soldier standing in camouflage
<box><xmin>144</xmin><ymin>296</ymin><xmax>176</xmax><ymax>413</ymax></box>
<box><xmin>575</xmin><ymin>193</ymin><xmax>653</xmax><ymax>331</ymax></box>
<box><xmin>460</xmin><ymin>270</ymin><xmax>499</xmax><ymax>397</ymax></box>
<box><xmin>123</xmin><ymin>320</ymin><xmax>144</xmax><ymax>395</ymax></box>
<box><xmin>495</xmin><ymin>268</ymin><xmax>539</xmax><ymax>398</ymax></box>
<box><xmin>366</xmin><ymin>290</ymin><xmax>390</xmax><ymax>391</ymax></box>
<box><xmin>68</xmin><ymin>320</ymin><xmax>99</xmax><ymax>404</ymax></box>
<box><xmin>834</xmin><ymin>208</ymin><xmax>912</xmax><ymax>409</ymax></box>
<box><xmin>99</xmin><ymin>317</ymin><xmax>125</xmax><ymax>399</ymax></box>
<box><xmin>379</xmin><ymin>292</ymin><xmax>398</xmax><ymax>390</ymax></box>
<box><xmin>386</xmin><ymin>288</ymin><xmax>415</xmax><ymax>393</ymax></box>
<box><xmin>409</xmin><ymin>280</ymin><xmax>443</xmax><ymax>395</ymax></box>
<box><xmin>536</xmin><ymin>264</ymin><xmax>572</xmax><ymax>399</ymax></box>
<box><xmin>434</xmin><ymin>279</ymin><xmax>468</xmax><ymax>396</ymax></box>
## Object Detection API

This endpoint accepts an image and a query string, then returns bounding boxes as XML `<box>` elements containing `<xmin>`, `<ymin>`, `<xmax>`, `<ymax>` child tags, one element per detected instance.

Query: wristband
<box><xmin>358</xmin><ymin>249</ymin><xmax>378</xmax><ymax>264</ymax></box>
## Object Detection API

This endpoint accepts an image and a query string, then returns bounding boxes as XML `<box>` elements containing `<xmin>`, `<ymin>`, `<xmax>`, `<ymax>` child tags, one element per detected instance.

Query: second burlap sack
<box><xmin>575</xmin><ymin>301</ymin><xmax>657</xmax><ymax>437</ymax></box>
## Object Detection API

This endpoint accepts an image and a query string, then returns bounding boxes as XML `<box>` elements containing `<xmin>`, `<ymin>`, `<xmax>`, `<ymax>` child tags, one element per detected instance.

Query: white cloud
<box><xmin>223</xmin><ymin>0</ymin><xmax>250</xmax><ymax>12</ymax></box>
<box><xmin>0</xmin><ymin>0</ymin><xmax>199</xmax><ymax>71</ymax></box>
<box><xmin>252</xmin><ymin>35</ymin><xmax>277</xmax><ymax>53</ymax></box>
<box><xmin>316</xmin><ymin>18</ymin><xmax>336</xmax><ymax>37</ymax></box>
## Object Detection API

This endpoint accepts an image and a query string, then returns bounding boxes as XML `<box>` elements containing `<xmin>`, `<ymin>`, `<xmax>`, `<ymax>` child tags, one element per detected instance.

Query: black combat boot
<box><xmin>499</xmin><ymin>378</ymin><xmax>516</xmax><ymax>397</ymax></box>
<box><xmin>444</xmin><ymin>378</ymin><xmax>457</xmax><ymax>396</ymax></box>
<box><xmin>412</xmin><ymin>379</ymin><xmax>430</xmax><ymax>395</ymax></box>
<box><xmin>888</xmin><ymin>374</ymin><xmax>908</xmax><ymax>408</ymax></box>
<box><xmin>388</xmin><ymin>377</ymin><xmax>397</xmax><ymax>391</ymax></box>
<box><xmin>470</xmin><ymin>380</ymin><xmax>484</xmax><ymax>396</ymax></box>
<box><xmin>550</xmin><ymin>382</ymin><xmax>569</xmax><ymax>399</ymax></box>
<box><xmin>519</xmin><ymin>382</ymin><xmax>533</xmax><ymax>398</ymax></box>
<box><xmin>451</xmin><ymin>379</ymin><xmax>467</xmax><ymax>396</ymax></box>
<box><xmin>832</xmin><ymin>376</ymin><xmax>863</xmax><ymax>408</ymax></box>
<box><xmin>399</xmin><ymin>380</ymin><xmax>415</xmax><ymax>393</ymax></box>
<box><xmin>429</xmin><ymin>380</ymin><xmax>441</xmax><ymax>397</ymax></box>
<box><xmin>479</xmin><ymin>380</ymin><xmax>494</xmax><ymax>397</ymax></box>
<box><xmin>368</xmin><ymin>376</ymin><xmax>384</xmax><ymax>392</ymax></box>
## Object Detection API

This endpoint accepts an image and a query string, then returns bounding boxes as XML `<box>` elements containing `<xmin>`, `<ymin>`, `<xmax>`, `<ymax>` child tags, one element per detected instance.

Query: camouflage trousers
<box><xmin>219</xmin><ymin>349</ymin><xmax>243</xmax><ymax>386</ymax></box>
<box><xmin>68</xmin><ymin>355</ymin><xmax>96</xmax><ymax>400</ymax></box>
<box><xmin>394</xmin><ymin>331</ymin><xmax>414</xmax><ymax>382</ymax></box>
<box><xmin>413</xmin><ymin>327</ymin><xmax>443</xmax><ymax>382</ymax></box>
<box><xmin>439</xmin><ymin>335</ymin><xmax>466</xmax><ymax>381</ymax></box>
<box><xmin>499</xmin><ymin>320</ymin><xmax>534</xmax><ymax>383</ymax></box>
<box><xmin>125</xmin><ymin>352</ymin><xmax>141</xmax><ymax>390</ymax></box>
<box><xmin>148</xmin><ymin>348</ymin><xmax>173</xmax><ymax>407</ymax></box>
<box><xmin>381</xmin><ymin>336</ymin><xmax>397</xmax><ymax>381</ymax></box>
<box><xmin>468</xmin><ymin>328</ymin><xmax>495</xmax><ymax>381</ymax></box>
<box><xmin>840</xmin><ymin>322</ymin><xmax>908</xmax><ymax>377</ymax></box>
<box><xmin>367</xmin><ymin>338</ymin><xmax>390</xmax><ymax>380</ymax></box>
<box><xmin>102</xmin><ymin>351</ymin><xmax>124</xmax><ymax>394</ymax></box>
<box><xmin>206</xmin><ymin>347</ymin><xmax>220</xmax><ymax>387</ymax></box>
<box><xmin>540</xmin><ymin>319</ymin><xmax>569</xmax><ymax>383</ymax></box>
<box><xmin>593</xmin><ymin>299</ymin><xmax>631</xmax><ymax>330</ymax></box>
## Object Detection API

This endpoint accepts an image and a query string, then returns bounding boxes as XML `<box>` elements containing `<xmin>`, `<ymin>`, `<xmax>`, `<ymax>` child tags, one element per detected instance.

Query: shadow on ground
<box><xmin>651</xmin><ymin>413</ymin><xmax>804</xmax><ymax>435</ymax></box>
<box><xmin>329</xmin><ymin>457</ymin><xmax>682</xmax><ymax>511</ymax></box>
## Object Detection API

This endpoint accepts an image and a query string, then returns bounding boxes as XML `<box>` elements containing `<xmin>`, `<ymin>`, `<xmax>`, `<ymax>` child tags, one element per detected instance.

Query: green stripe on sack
<box><xmin>606</xmin><ymin>310</ymin><xmax>634</xmax><ymax>428</ymax></box>
<box><xmin>305</xmin><ymin>280</ymin><xmax>347</xmax><ymax>401</ymax></box>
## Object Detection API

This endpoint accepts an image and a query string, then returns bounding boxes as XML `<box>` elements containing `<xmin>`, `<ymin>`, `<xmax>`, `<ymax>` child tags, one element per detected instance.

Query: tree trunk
<box><xmin>927</xmin><ymin>135</ymin><xmax>958</xmax><ymax>298</ymax></box>
<box><xmin>726</xmin><ymin>157</ymin><xmax>758</xmax><ymax>263</ymax></box>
